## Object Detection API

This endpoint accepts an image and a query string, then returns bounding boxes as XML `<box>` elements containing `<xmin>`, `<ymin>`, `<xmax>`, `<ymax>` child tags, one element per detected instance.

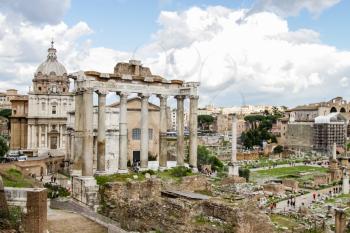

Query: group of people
<box><xmin>287</xmin><ymin>197</ymin><xmax>297</xmax><ymax>208</ymax></box>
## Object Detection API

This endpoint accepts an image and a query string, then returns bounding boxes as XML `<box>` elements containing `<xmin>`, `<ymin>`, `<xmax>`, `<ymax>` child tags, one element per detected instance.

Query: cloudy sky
<box><xmin>0</xmin><ymin>0</ymin><xmax>349</xmax><ymax>108</ymax></box>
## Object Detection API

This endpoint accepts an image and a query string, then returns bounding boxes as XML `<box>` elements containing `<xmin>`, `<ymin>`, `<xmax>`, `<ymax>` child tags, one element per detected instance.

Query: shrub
<box><xmin>273</xmin><ymin>145</ymin><xmax>284</xmax><ymax>154</ymax></box>
<box><xmin>44</xmin><ymin>183</ymin><xmax>70</xmax><ymax>198</ymax></box>
<box><xmin>197</xmin><ymin>145</ymin><xmax>224</xmax><ymax>172</ymax></box>
<box><xmin>141</xmin><ymin>169</ymin><xmax>156</xmax><ymax>175</ymax></box>
<box><xmin>239</xmin><ymin>168</ymin><xmax>250</xmax><ymax>181</ymax></box>
<box><xmin>169</xmin><ymin>166</ymin><xmax>192</xmax><ymax>177</ymax></box>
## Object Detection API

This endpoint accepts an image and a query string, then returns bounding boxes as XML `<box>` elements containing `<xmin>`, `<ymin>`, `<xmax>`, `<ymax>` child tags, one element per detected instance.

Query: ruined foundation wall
<box><xmin>99</xmin><ymin>177</ymin><xmax>274</xmax><ymax>233</ymax></box>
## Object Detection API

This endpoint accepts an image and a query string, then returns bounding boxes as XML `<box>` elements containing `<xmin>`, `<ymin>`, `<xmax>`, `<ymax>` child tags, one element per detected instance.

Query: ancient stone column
<box><xmin>82</xmin><ymin>88</ymin><xmax>94</xmax><ymax>176</ymax></box>
<box><xmin>176</xmin><ymin>95</ymin><xmax>185</xmax><ymax>166</ymax></box>
<box><xmin>139</xmin><ymin>94</ymin><xmax>150</xmax><ymax>170</ymax></box>
<box><xmin>333</xmin><ymin>142</ymin><xmax>337</xmax><ymax>160</ymax></box>
<box><xmin>23</xmin><ymin>189</ymin><xmax>47</xmax><ymax>233</ymax></box>
<box><xmin>118</xmin><ymin>92</ymin><xmax>128</xmax><ymax>173</ymax></box>
<box><xmin>97</xmin><ymin>90</ymin><xmax>107</xmax><ymax>173</ymax></box>
<box><xmin>229</xmin><ymin>114</ymin><xmax>239</xmax><ymax>176</ymax></box>
<box><xmin>158</xmin><ymin>95</ymin><xmax>168</xmax><ymax>170</ymax></box>
<box><xmin>73</xmin><ymin>91</ymin><xmax>84</xmax><ymax>171</ymax></box>
<box><xmin>343</xmin><ymin>170</ymin><xmax>349</xmax><ymax>195</ymax></box>
<box><xmin>189</xmin><ymin>95</ymin><xmax>199</xmax><ymax>172</ymax></box>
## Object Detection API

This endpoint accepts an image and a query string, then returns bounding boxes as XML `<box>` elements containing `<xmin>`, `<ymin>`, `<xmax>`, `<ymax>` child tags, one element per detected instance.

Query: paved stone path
<box><xmin>48</xmin><ymin>208</ymin><xmax>107</xmax><ymax>233</ymax></box>
<box><xmin>275</xmin><ymin>185</ymin><xmax>341</xmax><ymax>213</ymax></box>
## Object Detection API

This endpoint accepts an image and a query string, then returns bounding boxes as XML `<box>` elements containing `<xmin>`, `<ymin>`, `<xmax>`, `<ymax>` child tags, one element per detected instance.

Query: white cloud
<box><xmin>249</xmin><ymin>0</ymin><xmax>341</xmax><ymax>17</ymax></box>
<box><xmin>1</xmin><ymin>3</ymin><xmax>350</xmax><ymax>107</ymax></box>
<box><xmin>138</xmin><ymin>6</ymin><xmax>350</xmax><ymax>106</ymax></box>
<box><xmin>1</xmin><ymin>0</ymin><xmax>71</xmax><ymax>24</ymax></box>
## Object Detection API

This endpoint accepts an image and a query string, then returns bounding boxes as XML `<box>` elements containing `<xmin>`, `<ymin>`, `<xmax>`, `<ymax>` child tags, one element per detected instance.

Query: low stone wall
<box><xmin>262</xmin><ymin>183</ymin><xmax>285</xmax><ymax>194</ymax></box>
<box><xmin>314</xmin><ymin>174</ymin><xmax>331</xmax><ymax>187</ymax></box>
<box><xmin>165</xmin><ymin>175</ymin><xmax>211</xmax><ymax>192</ymax></box>
<box><xmin>282</xmin><ymin>179</ymin><xmax>299</xmax><ymax>191</ymax></box>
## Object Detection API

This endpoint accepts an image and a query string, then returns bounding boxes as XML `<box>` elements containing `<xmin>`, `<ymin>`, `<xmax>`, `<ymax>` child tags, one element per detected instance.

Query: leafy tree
<box><xmin>0</xmin><ymin>136</ymin><xmax>9</xmax><ymax>157</ymax></box>
<box><xmin>197</xmin><ymin>145</ymin><xmax>223</xmax><ymax>172</ymax></box>
<box><xmin>198</xmin><ymin>115</ymin><xmax>214</xmax><ymax>131</ymax></box>
<box><xmin>241</xmin><ymin>113</ymin><xmax>279</xmax><ymax>149</ymax></box>
<box><xmin>273</xmin><ymin>145</ymin><xmax>284</xmax><ymax>154</ymax></box>
<box><xmin>0</xmin><ymin>109</ymin><xmax>11</xmax><ymax>119</ymax></box>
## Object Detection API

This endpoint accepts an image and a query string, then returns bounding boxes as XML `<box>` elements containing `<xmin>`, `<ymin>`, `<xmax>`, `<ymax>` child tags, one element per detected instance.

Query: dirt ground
<box><xmin>47</xmin><ymin>209</ymin><xmax>107</xmax><ymax>233</ymax></box>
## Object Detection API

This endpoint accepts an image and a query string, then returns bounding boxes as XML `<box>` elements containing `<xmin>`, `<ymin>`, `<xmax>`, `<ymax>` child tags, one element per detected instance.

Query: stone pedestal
<box><xmin>23</xmin><ymin>188</ymin><xmax>47</xmax><ymax>233</ymax></box>
<box><xmin>72</xmin><ymin>176</ymin><xmax>99</xmax><ymax>209</ymax></box>
<box><xmin>343</xmin><ymin>175</ymin><xmax>349</xmax><ymax>195</ymax></box>
<box><xmin>228</xmin><ymin>164</ymin><xmax>239</xmax><ymax>176</ymax></box>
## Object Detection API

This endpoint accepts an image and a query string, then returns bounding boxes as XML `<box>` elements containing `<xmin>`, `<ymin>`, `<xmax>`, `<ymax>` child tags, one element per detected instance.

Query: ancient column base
<box><xmin>72</xmin><ymin>176</ymin><xmax>98</xmax><ymax>209</ymax></box>
<box><xmin>139</xmin><ymin>167</ymin><xmax>148</xmax><ymax>172</ymax></box>
<box><xmin>228</xmin><ymin>164</ymin><xmax>239</xmax><ymax>177</ymax></box>
<box><xmin>117</xmin><ymin>169</ymin><xmax>129</xmax><ymax>174</ymax></box>
<box><xmin>191</xmin><ymin>167</ymin><xmax>199</xmax><ymax>173</ymax></box>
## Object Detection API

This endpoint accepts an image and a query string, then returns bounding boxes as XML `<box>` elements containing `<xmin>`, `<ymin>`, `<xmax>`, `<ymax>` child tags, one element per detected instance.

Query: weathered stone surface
<box><xmin>22</xmin><ymin>188</ymin><xmax>47</xmax><ymax>233</ymax></box>
<box><xmin>282</xmin><ymin>179</ymin><xmax>299</xmax><ymax>191</ymax></box>
<box><xmin>221</xmin><ymin>176</ymin><xmax>246</xmax><ymax>185</ymax></box>
<box><xmin>0</xmin><ymin>175</ymin><xmax>9</xmax><ymax>218</ymax></box>
<box><xmin>99</xmin><ymin>177</ymin><xmax>274</xmax><ymax>233</ymax></box>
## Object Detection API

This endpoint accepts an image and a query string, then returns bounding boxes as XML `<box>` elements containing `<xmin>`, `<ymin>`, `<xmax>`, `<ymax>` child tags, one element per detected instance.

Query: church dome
<box><xmin>35</xmin><ymin>42</ymin><xmax>67</xmax><ymax>76</ymax></box>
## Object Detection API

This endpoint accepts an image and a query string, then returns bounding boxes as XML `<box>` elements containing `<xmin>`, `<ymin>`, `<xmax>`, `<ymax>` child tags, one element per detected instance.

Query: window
<box><xmin>38</xmin><ymin>86</ymin><xmax>42</xmax><ymax>91</ymax></box>
<box><xmin>132</xmin><ymin>128</ymin><xmax>153</xmax><ymax>140</ymax></box>
<box><xmin>63</xmin><ymin>88</ymin><xmax>66</xmax><ymax>92</ymax></box>
<box><xmin>132</xmin><ymin>128</ymin><xmax>141</xmax><ymax>140</ymax></box>
<box><xmin>52</xmin><ymin>106</ymin><xmax>56</xmax><ymax>114</ymax></box>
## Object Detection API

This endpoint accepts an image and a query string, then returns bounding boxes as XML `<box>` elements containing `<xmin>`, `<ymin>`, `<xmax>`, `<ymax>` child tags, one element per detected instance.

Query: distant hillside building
<box><xmin>0</xmin><ymin>89</ymin><xmax>21</xmax><ymax>109</ymax></box>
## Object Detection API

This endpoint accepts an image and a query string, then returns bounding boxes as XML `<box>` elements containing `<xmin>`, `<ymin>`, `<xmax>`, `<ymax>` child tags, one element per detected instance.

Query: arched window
<box><xmin>330</xmin><ymin>107</ymin><xmax>337</xmax><ymax>113</ymax></box>
<box><xmin>340</xmin><ymin>107</ymin><xmax>346</xmax><ymax>113</ymax></box>
<box><xmin>52</xmin><ymin>106</ymin><xmax>57</xmax><ymax>115</ymax></box>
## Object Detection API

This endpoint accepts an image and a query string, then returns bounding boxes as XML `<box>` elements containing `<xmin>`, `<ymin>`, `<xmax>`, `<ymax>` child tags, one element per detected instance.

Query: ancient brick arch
<box><xmin>330</xmin><ymin>107</ymin><xmax>338</xmax><ymax>113</ymax></box>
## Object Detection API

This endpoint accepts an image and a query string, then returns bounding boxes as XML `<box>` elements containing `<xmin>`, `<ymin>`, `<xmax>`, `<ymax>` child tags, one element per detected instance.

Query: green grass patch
<box><xmin>254</xmin><ymin>166</ymin><xmax>327</xmax><ymax>178</ymax></box>
<box><xmin>1</xmin><ymin>168</ymin><xmax>35</xmax><ymax>188</ymax></box>
<box><xmin>270</xmin><ymin>214</ymin><xmax>300</xmax><ymax>231</ymax></box>
<box><xmin>325</xmin><ymin>194</ymin><xmax>350</xmax><ymax>204</ymax></box>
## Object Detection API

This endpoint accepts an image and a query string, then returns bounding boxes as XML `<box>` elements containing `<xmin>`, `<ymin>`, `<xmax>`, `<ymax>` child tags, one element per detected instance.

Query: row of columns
<box><xmin>74</xmin><ymin>88</ymin><xmax>198</xmax><ymax>176</ymax></box>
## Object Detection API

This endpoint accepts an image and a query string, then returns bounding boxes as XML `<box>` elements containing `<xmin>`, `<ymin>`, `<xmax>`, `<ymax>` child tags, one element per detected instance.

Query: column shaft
<box><xmin>189</xmin><ymin>96</ymin><xmax>198</xmax><ymax>171</ymax></box>
<box><xmin>140</xmin><ymin>94</ymin><xmax>149</xmax><ymax>170</ymax></box>
<box><xmin>97</xmin><ymin>92</ymin><xmax>107</xmax><ymax>172</ymax></box>
<box><xmin>158</xmin><ymin>95</ymin><xmax>168</xmax><ymax>169</ymax></box>
<box><xmin>118</xmin><ymin>92</ymin><xmax>128</xmax><ymax>173</ymax></box>
<box><xmin>82</xmin><ymin>89</ymin><xmax>94</xmax><ymax>176</ymax></box>
<box><xmin>231</xmin><ymin>114</ymin><xmax>237</xmax><ymax>163</ymax></box>
<box><xmin>73</xmin><ymin>93</ymin><xmax>83</xmax><ymax>168</ymax></box>
<box><xmin>176</xmin><ymin>96</ymin><xmax>185</xmax><ymax>166</ymax></box>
